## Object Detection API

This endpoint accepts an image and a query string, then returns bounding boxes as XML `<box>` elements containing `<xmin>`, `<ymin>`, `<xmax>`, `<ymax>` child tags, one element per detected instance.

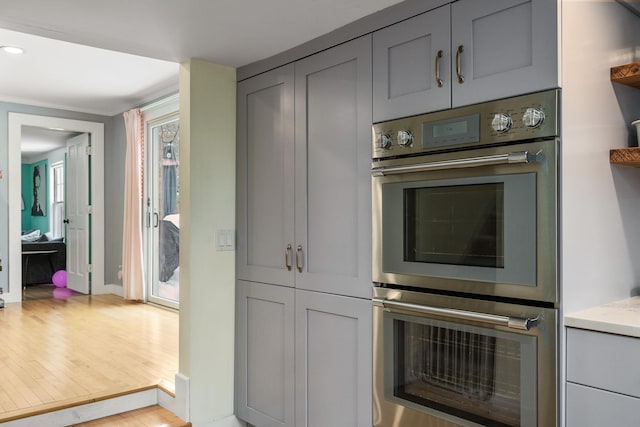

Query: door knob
<box><xmin>63</xmin><ymin>219</ymin><xmax>70</xmax><ymax>224</ymax></box>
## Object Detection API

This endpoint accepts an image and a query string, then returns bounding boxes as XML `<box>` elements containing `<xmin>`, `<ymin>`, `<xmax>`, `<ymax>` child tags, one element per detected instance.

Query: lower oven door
<box><xmin>373</xmin><ymin>288</ymin><xmax>557</xmax><ymax>427</ymax></box>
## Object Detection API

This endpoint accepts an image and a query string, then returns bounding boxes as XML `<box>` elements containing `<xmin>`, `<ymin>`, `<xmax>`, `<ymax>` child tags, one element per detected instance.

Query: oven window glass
<box><xmin>404</xmin><ymin>183</ymin><xmax>504</xmax><ymax>268</ymax></box>
<box><xmin>393</xmin><ymin>318</ymin><xmax>535</xmax><ymax>427</ymax></box>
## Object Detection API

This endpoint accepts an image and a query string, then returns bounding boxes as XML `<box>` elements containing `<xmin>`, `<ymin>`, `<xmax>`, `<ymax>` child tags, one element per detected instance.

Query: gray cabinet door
<box><xmin>372</xmin><ymin>6</ymin><xmax>451</xmax><ymax>122</ymax></box>
<box><xmin>567</xmin><ymin>383</ymin><xmax>640</xmax><ymax>427</ymax></box>
<box><xmin>236</xmin><ymin>280</ymin><xmax>295</xmax><ymax>427</ymax></box>
<box><xmin>295</xmin><ymin>290</ymin><xmax>372</xmax><ymax>427</ymax></box>
<box><xmin>294</xmin><ymin>36</ymin><xmax>372</xmax><ymax>299</ymax></box>
<box><xmin>451</xmin><ymin>0</ymin><xmax>558</xmax><ymax>107</ymax></box>
<box><xmin>237</xmin><ymin>65</ymin><xmax>295</xmax><ymax>287</ymax></box>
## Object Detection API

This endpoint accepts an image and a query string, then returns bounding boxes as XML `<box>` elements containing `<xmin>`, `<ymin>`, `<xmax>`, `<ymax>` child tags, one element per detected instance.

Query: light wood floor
<box><xmin>0</xmin><ymin>294</ymin><xmax>178</xmax><ymax>423</ymax></box>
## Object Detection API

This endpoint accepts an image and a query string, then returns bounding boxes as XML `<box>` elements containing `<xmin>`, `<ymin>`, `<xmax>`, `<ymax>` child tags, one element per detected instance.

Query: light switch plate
<box><xmin>215</xmin><ymin>229</ymin><xmax>235</xmax><ymax>251</ymax></box>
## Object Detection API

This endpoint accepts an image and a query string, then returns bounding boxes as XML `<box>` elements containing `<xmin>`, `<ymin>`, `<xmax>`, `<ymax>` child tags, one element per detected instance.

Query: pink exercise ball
<box><xmin>52</xmin><ymin>270</ymin><xmax>67</xmax><ymax>287</ymax></box>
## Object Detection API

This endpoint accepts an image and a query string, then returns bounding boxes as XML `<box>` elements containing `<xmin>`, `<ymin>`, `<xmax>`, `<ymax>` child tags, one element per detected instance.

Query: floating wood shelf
<box><xmin>611</xmin><ymin>61</ymin><xmax>640</xmax><ymax>88</ymax></box>
<box><xmin>610</xmin><ymin>148</ymin><xmax>640</xmax><ymax>167</ymax></box>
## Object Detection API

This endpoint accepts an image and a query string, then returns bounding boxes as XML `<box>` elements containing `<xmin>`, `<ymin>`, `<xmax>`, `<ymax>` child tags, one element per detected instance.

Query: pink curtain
<box><xmin>122</xmin><ymin>109</ymin><xmax>145</xmax><ymax>300</ymax></box>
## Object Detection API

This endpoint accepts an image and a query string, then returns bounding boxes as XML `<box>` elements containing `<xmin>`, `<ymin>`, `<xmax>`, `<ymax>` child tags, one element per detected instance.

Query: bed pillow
<box><xmin>21</xmin><ymin>229</ymin><xmax>41</xmax><ymax>242</ymax></box>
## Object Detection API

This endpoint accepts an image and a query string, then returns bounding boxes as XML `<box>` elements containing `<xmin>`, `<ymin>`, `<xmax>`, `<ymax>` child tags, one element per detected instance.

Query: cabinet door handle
<box><xmin>435</xmin><ymin>49</ymin><xmax>444</xmax><ymax>88</ymax></box>
<box><xmin>295</xmin><ymin>245</ymin><xmax>303</xmax><ymax>273</ymax></box>
<box><xmin>455</xmin><ymin>45</ymin><xmax>464</xmax><ymax>84</ymax></box>
<box><xmin>285</xmin><ymin>244</ymin><xmax>292</xmax><ymax>271</ymax></box>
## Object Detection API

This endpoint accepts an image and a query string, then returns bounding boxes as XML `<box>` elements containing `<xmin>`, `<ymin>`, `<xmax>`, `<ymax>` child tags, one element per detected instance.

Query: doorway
<box><xmin>7</xmin><ymin>113</ymin><xmax>105</xmax><ymax>303</ymax></box>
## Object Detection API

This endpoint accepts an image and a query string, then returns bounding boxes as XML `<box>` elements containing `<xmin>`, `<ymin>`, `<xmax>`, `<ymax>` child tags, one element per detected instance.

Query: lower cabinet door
<box><xmin>236</xmin><ymin>280</ymin><xmax>295</xmax><ymax>427</ymax></box>
<box><xmin>295</xmin><ymin>290</ymin><xmax>372</xmax><ymax>427</ymax></box>
<box><xmin>567</xmin><ymin>382</ymin><xmax>640</xmax><ymax>427</ymax></box>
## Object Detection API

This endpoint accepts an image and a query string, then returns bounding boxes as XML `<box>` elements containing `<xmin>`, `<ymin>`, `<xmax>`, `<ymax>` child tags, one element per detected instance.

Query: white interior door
<box><xmin>66</xmin><ymin>133</ymin><xmax>90</xmax><ymax>294</ymax></box>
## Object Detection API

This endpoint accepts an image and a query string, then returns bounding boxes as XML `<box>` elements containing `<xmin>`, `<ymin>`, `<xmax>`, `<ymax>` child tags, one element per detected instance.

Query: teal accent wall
<box><xmin>20</xmin><ymin>164</ymin><xmax>31</xmax><ymax>231</ymax></box>
<box><xmin>21</xmin><ymin>159</ymin><xmax>49</xmax><ymax>233</ymax></box>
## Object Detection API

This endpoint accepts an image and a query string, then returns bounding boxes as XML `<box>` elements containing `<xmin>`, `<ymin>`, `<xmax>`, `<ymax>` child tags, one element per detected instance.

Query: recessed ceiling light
<box><xmin>1</xmin><ymin>45</ymin><xmax>25</xmax><ymax>55</ymax></box>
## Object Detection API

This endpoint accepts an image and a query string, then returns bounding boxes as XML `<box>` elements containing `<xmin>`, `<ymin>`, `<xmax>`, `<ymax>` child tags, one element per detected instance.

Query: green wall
<box><xmin>20</xmin><ymin>164</ymin><xmax>30</xmax><ymax>231</ymax></box>
<box><xmin>21</xmin><ymin>159</ymin><xmax>48</xmax><ymax>233</ymax></box>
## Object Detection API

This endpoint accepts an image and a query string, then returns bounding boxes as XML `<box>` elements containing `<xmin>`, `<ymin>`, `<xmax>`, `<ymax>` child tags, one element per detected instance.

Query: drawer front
<box><xmin>567</xmin><ymin>382</ymin><xmax>640</xmax><ymax>427</ymax></box>
<box><xmin>566</xmin><ymin>327</ymin><xmax>640</xmax><ymax>397</ymax></box>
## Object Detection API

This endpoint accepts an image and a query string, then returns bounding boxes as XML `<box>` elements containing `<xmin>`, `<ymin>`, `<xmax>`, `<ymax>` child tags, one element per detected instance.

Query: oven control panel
<box><xmin>372</xmin><ymin>89</ymin><xmax>559</xmax><ymax>160</ymax></box>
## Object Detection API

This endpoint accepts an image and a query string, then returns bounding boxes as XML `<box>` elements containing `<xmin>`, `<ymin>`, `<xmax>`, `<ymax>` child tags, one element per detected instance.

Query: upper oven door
<box><xmin>372</xmin><ymin>139</ymin><xmax>557</xmax><ymax>303</ymax></box>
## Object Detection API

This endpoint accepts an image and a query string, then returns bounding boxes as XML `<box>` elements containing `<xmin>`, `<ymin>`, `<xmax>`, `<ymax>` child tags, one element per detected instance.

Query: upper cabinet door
<box><xmin>451</xmin><ymin>0</ymin><xmax>558</xmax><ymax>107</ymax></box>
<box><xmin>294</xmin><ymin>36</ymin><xmax>372</xmax><ymax>299</ymax></box>
<box><xmin>237</xmin><ymin>65</ymin><xmax>295</xmax><ymax>287</ymax></box>
<box><xmin>373</xmin><ymin>6</ymin><xmax>451</xmax><ymax>122</ymax></box>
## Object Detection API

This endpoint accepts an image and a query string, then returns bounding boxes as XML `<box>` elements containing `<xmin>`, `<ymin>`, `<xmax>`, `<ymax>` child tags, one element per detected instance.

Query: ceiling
<box><xmin>21</xmin><ymin>126</ymin><xmax>80</xmax><ymax>162</ymax></box>
<box><xmin>0</xmin><ymin>0</ymin><xmax>405</xmax><ymax>116</ymax></box>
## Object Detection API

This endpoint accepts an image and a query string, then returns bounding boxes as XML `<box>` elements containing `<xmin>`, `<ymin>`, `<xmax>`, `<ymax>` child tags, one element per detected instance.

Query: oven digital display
<box><xmin>432</xmin><ymin>120</ymin><xmax>468</xmax><ymax>138</ymax></box>
<box><xmin>422</xmin><ymin>113</ymin><xmax>480</xmax><ymax>149</ymax></box>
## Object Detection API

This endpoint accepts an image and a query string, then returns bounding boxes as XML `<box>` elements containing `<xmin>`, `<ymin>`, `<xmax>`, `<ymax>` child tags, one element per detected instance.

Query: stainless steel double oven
<box><xmin>372</xmin><ymin>90</ymin><xmax>559</xmax><ymax>427</ymax></box>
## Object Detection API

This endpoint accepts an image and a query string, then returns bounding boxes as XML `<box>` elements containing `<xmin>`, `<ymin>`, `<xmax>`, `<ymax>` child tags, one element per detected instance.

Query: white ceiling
<box><xmin>21</xmin><ymin>126</ymin><xmax>80</xmax><ymax>162</ymax></box>
<box><xmin>0</xmin><ymin>0</ymin><xmax>405</xmax><ymax>116</ymax></box>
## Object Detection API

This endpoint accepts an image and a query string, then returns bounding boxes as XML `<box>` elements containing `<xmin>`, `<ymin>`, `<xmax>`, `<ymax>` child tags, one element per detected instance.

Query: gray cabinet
<box><xmin>293</xmin><ymin>36</ymin><xmax>372</xmax><ymax>299</ymax></box>
<box><xmin>451</xmin><ymin>0</ymin><xmax>558</xmax><ymax>108</ymax></box>
<box><xmin>566</xmin><ymin>327</ymin><xmax>640</xmax><ymax>427</ymax></box>
<box><xmin>237</xmin><ymin>65</ymin><xmax>295</xmax><ymax>288</ymax></box>
<box><xmin>373</xmin><ymin>0</ymin><xmax>558</xmax><ymax>121</ymax></box>
<box><xmin>237</xmin><ymin>36</ymin><xmax>372</xmax><ymax>299</ymax></box>
<box><xmin>372</xmin><ymin>5</ymin><xmax>451</xmax><ymax>122</ymax></box>
<box><xmin>295</xmin><ymin>290</ymin><xmax>372</xmax><ymax>427</ymax></box>
<box><xmin>236</xmin><ymin>36</ymin><xmax>374</xmax><ymax>427</ymax></box>
<box><xmin>235</xmin><ymin>280</ymin><xmax>295</xmax><ymax>427</ymax></box>
<box><xmin>235</xmin><ymin>282</ymin><xmax>372</xmax><ymax>427</ymax></box>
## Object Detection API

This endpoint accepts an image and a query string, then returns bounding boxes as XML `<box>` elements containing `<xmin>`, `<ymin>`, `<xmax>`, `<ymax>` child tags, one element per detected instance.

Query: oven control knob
<box><xmin>491</xmin><ymin>113</ymin><xmax>512</xmax><ymax>133</ymax></box>
<box><xmin>397</xmin><ymin>130</ymin><xmax>413</xmax><ymax>147</ymax></box>
<box><xmin>377</xmin><ymin>133</ymin><xmax>392</xmax><ymax>149</ymax></box>
<box><xmin>522</xmin><ymin>107</ymin><xmax>545</xmax><ymax>128</ymax></box>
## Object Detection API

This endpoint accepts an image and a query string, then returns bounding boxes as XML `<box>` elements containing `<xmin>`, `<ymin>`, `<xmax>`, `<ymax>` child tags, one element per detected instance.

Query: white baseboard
<box><xmin>2</xmin><ymin>388</ymin><xmax>157</xmax><ymax>427</ymax></box>
<box><xmin>94</xmin><ymin>283</ymin><xmax>123</xmax><ymax>296</ymax></box>
<box><xmin>196</xmin><ymin>414</ymin><xmax>245</xmax><ymax>427</ymax></box>
<box><xmin>159</xmin><ymin>373</ymin><xmax>190</xmax><ymax>422</ymax></box>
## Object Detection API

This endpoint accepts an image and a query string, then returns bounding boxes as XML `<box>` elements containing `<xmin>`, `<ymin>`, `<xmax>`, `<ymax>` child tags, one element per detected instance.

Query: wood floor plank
<box><xmin>0</xmin><ymin>294</ymin><xmax>178</xmax><ymax>422</ymax></box>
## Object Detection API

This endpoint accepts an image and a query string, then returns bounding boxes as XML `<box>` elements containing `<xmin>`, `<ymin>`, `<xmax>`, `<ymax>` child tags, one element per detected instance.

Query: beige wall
<box><xmin>179</xmin><ymin>59</ymin><xmax>237</xmax><ymax>425</ymax></box>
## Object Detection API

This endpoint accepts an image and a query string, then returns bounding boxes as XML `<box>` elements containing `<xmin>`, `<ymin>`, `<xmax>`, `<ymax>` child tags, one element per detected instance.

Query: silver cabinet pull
<box><xmin>435</xmin><ymin>49</ymin><xmax>444</xmax><ymax>88</ymax></box>
<box><xmin>285</xmin><ymin>244</ymin><xmax>292</xmax><ymax>271</ymax></box>
<box><xmin>372</xmin><ymin>150</ymin><xmax>539</xmax><ymax>177</ymax></box>
<box><xmin>455</xmin><ymin>45</ymin><xmax>464</xmax><ymax>84</ymax></box>
<box><xmin>295</xmin><ymin>245</ymin><xmax>303</xmax><ymax>273</ymax></box>
<box><xmin>373</xmin><ymin>298</ymin><xmax>539</xmax><ymax>331</ymax></box>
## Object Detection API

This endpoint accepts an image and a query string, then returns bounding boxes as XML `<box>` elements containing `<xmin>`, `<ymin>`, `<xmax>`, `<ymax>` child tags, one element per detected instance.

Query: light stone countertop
<box><xmin>564</xmin><ymin>296</ymin><xmax>640</xmax><ymax>338</ymax></box>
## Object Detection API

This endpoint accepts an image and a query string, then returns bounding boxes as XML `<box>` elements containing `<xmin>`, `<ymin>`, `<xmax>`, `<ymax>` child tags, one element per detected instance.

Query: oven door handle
<box><xmin>371</xmin><ymin>150</ymin><xmax>539</xmax><ymax>177</ymax></box>
<box><xmin>373</xmin><ymin>298</ymin><xmax>539</xmax><ymax>331</ymax></box>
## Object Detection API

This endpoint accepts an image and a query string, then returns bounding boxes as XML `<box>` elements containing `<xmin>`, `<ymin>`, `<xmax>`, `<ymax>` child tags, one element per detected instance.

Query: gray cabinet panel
<box><xmin>237</xmin><ymin>65</ymin><xmax>295</xmax><ymax>287</ymax></box>
<box><xmin>566</xmin><ymin>328</ymin><xmax>640</xmax><ymax>398</ymax></box>
<box><xmin>294</xmin><ymin>36</ymin><xmax>372</xmax><ymax>299</ymax></box>
<box><xmin>451</xmin><ymin>0</ymin><xmax>558</xmax><ymax>107</ymax></box>
<box><xmin>373</xmin><ymin>6</ymin><xmax>451</xmax><ymax>121</ymax></box>
<box><xmin>236</xmin><ymin>281</ymin><xmax>295</xmax><ymax>427</ymax></box>
<box><xmin>566</xmin><ymin>383</ymin><xmax>640</xmax><ymax>427</ymax></box>
<box><xmin>295</xmin><ymin>290</ymin><xmax>372</xmax><ymax>427</ymax></box>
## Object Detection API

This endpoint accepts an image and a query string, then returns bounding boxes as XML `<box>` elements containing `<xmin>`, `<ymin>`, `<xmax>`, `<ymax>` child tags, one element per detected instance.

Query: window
<box><xmin>51</xmin><ymin>161</ymin><xmax>65</xmax><ymax>239</ymax></box>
